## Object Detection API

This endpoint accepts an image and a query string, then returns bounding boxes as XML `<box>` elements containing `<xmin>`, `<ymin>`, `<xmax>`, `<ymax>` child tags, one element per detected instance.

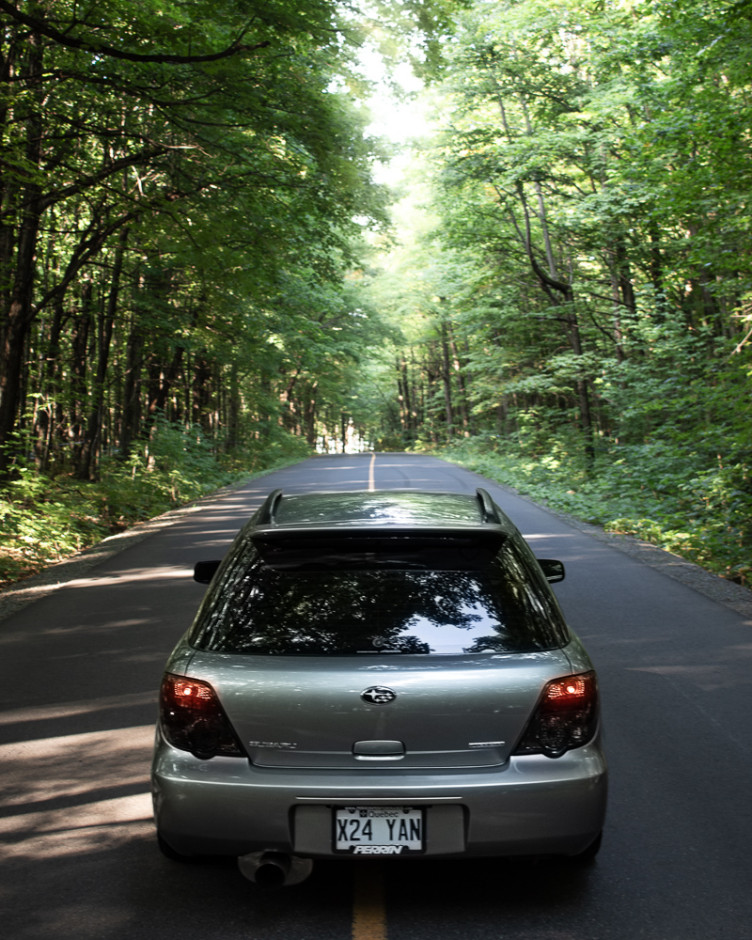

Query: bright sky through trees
<box><xmin>359</xmin><ymin>48</ymin><xmax>429</xmax><ymax>184</ymax></box>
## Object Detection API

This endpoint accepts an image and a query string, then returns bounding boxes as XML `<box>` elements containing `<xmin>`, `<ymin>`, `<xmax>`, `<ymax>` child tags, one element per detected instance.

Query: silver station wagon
<box><xmin>151</xmin><ymin>489</ymin><xmax>607</xmax><ymax>886</ymax></box>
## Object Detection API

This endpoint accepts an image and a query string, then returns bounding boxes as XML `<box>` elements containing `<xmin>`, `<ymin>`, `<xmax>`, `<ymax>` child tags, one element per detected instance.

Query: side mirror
<box><xmin>538</xmin><ymin>559</ymin><xmax>565</xmax><ymax>583</ymax></box>
<box><xmin>194</xmin><ymin>560</ymin><xmax>221</xmax><ymax>584</ymax></box>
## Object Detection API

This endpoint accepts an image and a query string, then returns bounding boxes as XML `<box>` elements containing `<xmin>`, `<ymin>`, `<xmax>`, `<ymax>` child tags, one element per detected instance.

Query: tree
<box><xmin>359</xmin><ymin>0</ymin><xmax>751</xmax><ymax>532</ymax></box>
<box><xmin>0</xmin><ymin>0</ymin><xmax>388</xmax><ymax>477</ymax></box>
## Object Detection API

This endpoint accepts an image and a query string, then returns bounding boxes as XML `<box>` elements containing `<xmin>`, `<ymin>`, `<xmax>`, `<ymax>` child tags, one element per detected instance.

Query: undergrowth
<box><xmin>441</xmin><ymin>436</ymin><xmax>752</xmax><ymax>586</ymax></box>
<box><xmin>0</xmin><ymin>421</ymin><xmax>312</xmax><ymax>589</ymax></box>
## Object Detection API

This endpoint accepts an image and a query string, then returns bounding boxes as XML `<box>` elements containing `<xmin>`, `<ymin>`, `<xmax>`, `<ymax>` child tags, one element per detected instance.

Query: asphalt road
<box><xmin>1</xmin><ymin>453</ymin><xmax>751</xmax><ymax>940</ymax></box>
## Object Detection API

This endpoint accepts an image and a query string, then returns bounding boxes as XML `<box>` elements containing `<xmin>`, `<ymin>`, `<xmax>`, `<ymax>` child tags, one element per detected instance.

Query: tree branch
<box><xmin>514</xmin><ymin>180</ymin><xmax>573</xmax><ymax>300</ymax></box>
<box><xmin>0</xmin><ymin>2</ymin><xmax>270</xmax><ymax>64</ymax></box>
<box><xmin>38</xmin><ymin>147</ymin><xmax>168</xmax><ymax>212</ymax></box>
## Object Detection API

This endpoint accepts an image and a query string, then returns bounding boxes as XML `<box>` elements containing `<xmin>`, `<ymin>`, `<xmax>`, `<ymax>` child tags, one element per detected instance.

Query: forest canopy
<box><xmin>0</xmin><ymin>0</ymin><xmax>391</xmax><ymax>481</ymax></box>
<box><xmin>367</xmin><ymin>0</ymin><xmax>752</xmax><ymax>582</ymax></box>
<box><xmin>1</xmin><ymin>0</ymin><xmax>751</xmax><ymax>584</ymax></box>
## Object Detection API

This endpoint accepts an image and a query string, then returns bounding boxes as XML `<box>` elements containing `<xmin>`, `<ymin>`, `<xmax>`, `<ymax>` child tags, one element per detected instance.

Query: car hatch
<box><xmin>186</xmin><ymin>649</ymin><xmax>573</xmax><ymax>770</ymax></box>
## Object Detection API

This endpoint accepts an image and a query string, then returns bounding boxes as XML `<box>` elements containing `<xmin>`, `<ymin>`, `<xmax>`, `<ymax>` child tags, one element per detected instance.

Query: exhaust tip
<box><xmin>238</xmin><ymin>851</ymin><xmax>313</xmax><ymax>888</ymax></box>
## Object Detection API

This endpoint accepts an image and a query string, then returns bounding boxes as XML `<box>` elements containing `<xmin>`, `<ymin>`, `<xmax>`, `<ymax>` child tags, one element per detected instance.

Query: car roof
<box><xmin>251</xmin><ymin>488</ymin><xmax>518</xmax><ymax>538</ymax></box>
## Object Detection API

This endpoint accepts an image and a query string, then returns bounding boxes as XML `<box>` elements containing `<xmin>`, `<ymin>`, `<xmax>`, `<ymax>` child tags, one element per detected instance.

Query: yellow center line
<box><xmin>369</xmin><ymin>452</ymin><xmax>376</xmax><ymax>491</ymax></box>
<box><xmin>352</xmin><ymin>863</ymin><xmax>387</xmax><ymax>940</ymax></box>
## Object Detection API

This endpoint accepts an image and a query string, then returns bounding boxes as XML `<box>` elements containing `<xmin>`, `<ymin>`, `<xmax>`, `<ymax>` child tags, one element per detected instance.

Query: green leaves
<box><xmin>0</xmin><ymin>0</ymin><xmax>394</xmax><ymax>476</ymax></box>
<box><xmin>358</xmin><ymin>0</ymin><xmax>752</xmax><ymax>580</ymax></box>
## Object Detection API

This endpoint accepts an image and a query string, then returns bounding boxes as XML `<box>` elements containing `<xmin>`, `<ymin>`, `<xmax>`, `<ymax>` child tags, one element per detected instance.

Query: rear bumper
<box><xmin>152</xmin><ymin>732</ymin><xmax>607</xmax><ymax>860</ymax></box>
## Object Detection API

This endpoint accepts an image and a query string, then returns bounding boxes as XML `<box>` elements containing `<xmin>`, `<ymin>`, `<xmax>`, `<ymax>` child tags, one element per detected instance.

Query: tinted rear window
<box><xmin>189</xmin><ymin>535</ymin><xmax>569</xmax><ymax>656</ymax></box>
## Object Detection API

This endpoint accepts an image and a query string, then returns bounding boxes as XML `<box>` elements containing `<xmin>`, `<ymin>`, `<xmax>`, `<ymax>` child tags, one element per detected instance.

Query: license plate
<box><xmin>333</xmin><ymin>806</ymin><xmax>424</xmax><ymax>855</ymax></box>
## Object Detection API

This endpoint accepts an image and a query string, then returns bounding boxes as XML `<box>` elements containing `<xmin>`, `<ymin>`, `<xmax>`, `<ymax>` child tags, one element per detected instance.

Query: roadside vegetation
<box><xmin>441</xmin><ymin>437</ymin><xmax>751</xmax><ymax>586</ymax></box>
<box><xmin>0</xmin><ymin>422</ymin><xmax>308</xmax><ymax>587</ymax></box>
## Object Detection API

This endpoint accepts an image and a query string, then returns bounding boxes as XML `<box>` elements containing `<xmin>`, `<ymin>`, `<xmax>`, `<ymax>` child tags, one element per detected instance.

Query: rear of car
<box><xmin>152</xmin><ymin>489</ymin><xmax>607</xmax><ymax>880</ymax></box>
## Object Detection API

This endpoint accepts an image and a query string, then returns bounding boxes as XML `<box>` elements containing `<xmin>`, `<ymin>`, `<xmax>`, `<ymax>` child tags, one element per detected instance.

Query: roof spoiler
<box><xmin>255</xmin><ymin>487</ymin><xmax>503</xmax><ymax>526</ymax></box>
<box><xmin>476</xmin><ymin>488</ymin><xmax>501</xmax><ymax>524</ymax></box>
<box><xmin>256</xmin><ymin>489</ymin><xmax>283</xmax><ymax>525</ymax></box>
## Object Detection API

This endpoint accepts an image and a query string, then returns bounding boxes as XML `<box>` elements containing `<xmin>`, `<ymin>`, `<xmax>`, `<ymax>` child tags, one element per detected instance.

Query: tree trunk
<box><xmin>121</xmin><ymin>315</ymin><xmax>144</xmax><ymax>459</ymax></box>
<box><xmin>77</xmin><ymin>229</ymin><xmax>127</xmax><ymax>480</ymax></box>
<box><xmin>0</xmin><ymin>21</ymin><xmax>44</xmax><ymax>476</ymax></box>
<box><xmin>440</xmin><ymin>322</ymin><xmax>454</xmax><ymax>440</ymax></box>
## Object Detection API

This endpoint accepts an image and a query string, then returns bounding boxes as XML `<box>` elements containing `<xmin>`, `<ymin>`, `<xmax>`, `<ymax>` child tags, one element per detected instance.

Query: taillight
<box><xmin>159</xmin><ymin>674</ymin><xmax>244</xmax><ymax>760</ymax></box>
<box><xmin>514</xmin><ymin>671</ymin><xmax>599</xmax><ymax>758</ymax></box>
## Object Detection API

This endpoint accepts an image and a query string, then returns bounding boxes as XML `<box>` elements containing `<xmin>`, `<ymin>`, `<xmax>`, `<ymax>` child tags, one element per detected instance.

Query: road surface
<box><xmin>1</xmin><ymin>453</ymin><xmax>751</xmax><ymax>939</ymax></box>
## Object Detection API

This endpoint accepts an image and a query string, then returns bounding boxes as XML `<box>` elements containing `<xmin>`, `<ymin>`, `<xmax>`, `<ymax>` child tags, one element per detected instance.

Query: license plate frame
<box><xmin>333</xmin><ymin>806</ymin><xmax>425</xmax><ymax>855</ymax></box>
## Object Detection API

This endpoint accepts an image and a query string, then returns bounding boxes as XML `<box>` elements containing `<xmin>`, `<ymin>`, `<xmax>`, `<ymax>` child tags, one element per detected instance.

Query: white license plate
<box><xmin>333</xmin><ymin>806</ymin><xmax>424</xmax><ymax>855</ymax></box>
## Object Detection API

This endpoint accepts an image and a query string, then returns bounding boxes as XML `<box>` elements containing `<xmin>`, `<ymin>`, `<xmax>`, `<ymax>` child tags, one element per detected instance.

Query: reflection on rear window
<box><xmin>189</xmin><ymin>539</ymin><xmax>569</xmax><ymax>656</ymax></box>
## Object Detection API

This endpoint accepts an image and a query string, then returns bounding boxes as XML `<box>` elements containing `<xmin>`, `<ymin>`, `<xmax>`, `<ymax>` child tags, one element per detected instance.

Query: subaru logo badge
<box><xmin>361</xmin><ymin>686</ymin><xmax>397</xmax><ymax>705</ymax></box>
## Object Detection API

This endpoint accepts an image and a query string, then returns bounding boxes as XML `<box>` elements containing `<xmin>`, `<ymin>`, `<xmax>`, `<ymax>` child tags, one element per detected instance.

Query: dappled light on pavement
<box><xmin>0</xmin><ymin>720</ymin><xmax>153</xmax><ymax>861</ymax></box>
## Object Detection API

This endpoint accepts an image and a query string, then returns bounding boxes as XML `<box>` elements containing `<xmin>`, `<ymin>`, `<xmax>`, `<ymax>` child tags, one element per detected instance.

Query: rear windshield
<box><xmin>189</xmin><ymin>535</ymin><xmax>569</xmax><ymax>656</ymax></box>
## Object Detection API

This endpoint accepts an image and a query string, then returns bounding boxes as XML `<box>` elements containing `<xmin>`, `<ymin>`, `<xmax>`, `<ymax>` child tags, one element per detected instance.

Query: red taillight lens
<box><xmin>159</xmin><ymin>674</ymin><xmax>244</xmax><ymax>760</ymax></box>
<box><xmin>514</xmin><ymin>671</ymin><xmax>599</xmax><ymax>758</ymax></box>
